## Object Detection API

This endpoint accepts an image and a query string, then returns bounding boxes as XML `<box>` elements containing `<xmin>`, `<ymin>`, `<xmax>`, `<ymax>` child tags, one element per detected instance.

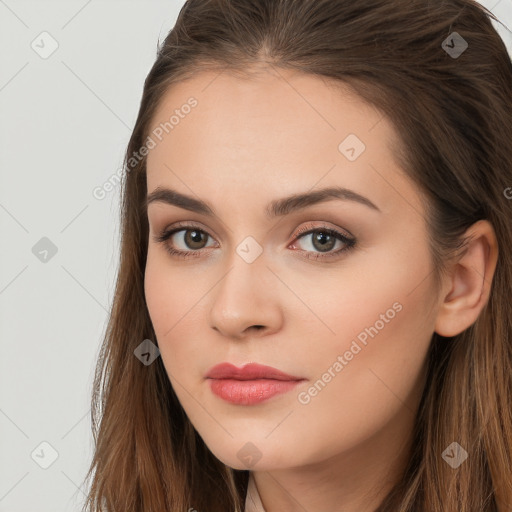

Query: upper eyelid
<box><xmin>162</xmin><ymin>221</ymin><xmax>220</xmax><ymax>242</ymax></box>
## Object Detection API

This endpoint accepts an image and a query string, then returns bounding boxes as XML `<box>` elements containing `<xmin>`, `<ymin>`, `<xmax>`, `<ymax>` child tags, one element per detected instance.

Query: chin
<box><xmin>203</xmin><ymin>436</ymin><xmax>297</xmax><ymax>471</ymax></box>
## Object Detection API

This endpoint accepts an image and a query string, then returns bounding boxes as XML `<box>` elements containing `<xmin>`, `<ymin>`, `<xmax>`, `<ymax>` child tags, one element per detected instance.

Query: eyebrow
<box><xmin>145</xmin><ymin>185</ymin><xmax>381</xmax><ymax>218</ymax></box>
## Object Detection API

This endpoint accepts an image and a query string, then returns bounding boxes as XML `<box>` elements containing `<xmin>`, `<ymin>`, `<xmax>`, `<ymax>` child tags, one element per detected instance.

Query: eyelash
<box><xmin>152</xmin><ymin>221</ymin><xmax>357</xmax><ymax>261</ymax></box>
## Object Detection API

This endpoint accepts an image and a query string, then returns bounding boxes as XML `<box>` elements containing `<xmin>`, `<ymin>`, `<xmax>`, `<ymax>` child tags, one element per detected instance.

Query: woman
<box><xmin>82</xmin><ymin>0</ymin><xmax>512</xmax><ymax>510</ymax></box>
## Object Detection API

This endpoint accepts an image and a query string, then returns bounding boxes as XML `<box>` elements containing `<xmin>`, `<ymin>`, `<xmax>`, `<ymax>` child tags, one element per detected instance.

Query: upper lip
<box><xmin>205</xmin><ymin>362</ymin><xmax>303</xmax><ymax>381</ymax></box>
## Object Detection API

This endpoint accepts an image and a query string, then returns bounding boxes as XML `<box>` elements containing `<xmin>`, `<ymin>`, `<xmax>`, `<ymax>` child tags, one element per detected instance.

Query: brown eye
<box><xmin>153</xmin><ymin>224</ymin><xmax>217</xmax><ymax>259</ymax></box>
<box><xmin>309</xmin><ymin>231</ymin><xmax>337</xmax><ymax>252</ymax></box>
<box><xmin>182</xmin><ymin>229</ymin><xmax>209</xmax><ymax>250</ymax></box>
<box><xmin>290</xmin><ymin>225</ymin><xmax>357</xmax><ymax>261</ymax></box>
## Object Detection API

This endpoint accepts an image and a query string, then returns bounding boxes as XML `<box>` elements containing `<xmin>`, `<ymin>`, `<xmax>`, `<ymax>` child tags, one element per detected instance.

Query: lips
<box><xmin>205</xmin><ymin>363</ymin><xmax>305</xmax><ymax>405</ymax></box>
<box><xmin>205</xmin><ymin>362</ymin><xmax>303</xmax><ymax>381</ymax></box>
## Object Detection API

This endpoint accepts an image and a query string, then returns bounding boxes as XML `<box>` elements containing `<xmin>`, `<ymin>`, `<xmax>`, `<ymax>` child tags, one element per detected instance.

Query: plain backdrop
<box><xmin>0</xmin><ymin>1</ymin><xmax>511</xmax><ymax>510</ymax></box>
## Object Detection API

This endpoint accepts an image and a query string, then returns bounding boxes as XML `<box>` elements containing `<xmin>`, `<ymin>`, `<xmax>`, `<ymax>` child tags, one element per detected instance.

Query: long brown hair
<box><xmin>81</xmin><ymin>1</ymin><xmax>512</xmax><ymax>510</ymax></box>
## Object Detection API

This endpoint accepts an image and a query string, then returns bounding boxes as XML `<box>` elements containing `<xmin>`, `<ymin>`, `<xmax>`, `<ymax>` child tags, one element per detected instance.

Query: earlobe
<box><xmin>434</xmin><ymin>220</ymin><xmax>498</xmax><ymax>337</ymax></box>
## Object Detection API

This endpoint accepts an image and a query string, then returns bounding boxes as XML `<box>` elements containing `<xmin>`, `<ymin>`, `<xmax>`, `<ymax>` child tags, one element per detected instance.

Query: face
<box><xmin>144</xmin><ymin>67</ymin><xmax>440</xmax><ymax>472</ymax></box>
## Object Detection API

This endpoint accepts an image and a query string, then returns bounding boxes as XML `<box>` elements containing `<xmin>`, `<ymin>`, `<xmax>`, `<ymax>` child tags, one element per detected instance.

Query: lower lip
<box><xmin>208</xmin><ymin>378</ymin><xmax>303</xmax><ymax>405</ymax></box>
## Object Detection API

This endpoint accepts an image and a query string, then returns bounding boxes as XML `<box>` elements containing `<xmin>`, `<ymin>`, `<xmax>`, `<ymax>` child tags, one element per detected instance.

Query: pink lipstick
<box><xmin>205</xmin><ymin>362</ymin><xmax>305</xmax><ymax>405</ymax></box>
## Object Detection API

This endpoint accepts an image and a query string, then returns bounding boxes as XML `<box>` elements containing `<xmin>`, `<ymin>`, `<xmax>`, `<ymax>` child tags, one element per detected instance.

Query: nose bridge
<box><xmin>208</xmin><ymin>240</ymin><xmax>282</xmax><ymax>337</ymax></box>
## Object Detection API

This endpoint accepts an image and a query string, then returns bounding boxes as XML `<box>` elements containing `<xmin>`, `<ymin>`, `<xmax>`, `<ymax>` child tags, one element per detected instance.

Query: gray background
<box><xmin>0</xmin><ymin>0</ymin><xmax>510</xmax><ymax>510</ymax></box>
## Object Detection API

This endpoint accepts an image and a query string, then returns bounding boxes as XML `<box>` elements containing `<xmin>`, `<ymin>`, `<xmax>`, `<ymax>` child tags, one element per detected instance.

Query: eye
<box><xmin>153</xmin><ymin>222</ymin><xmax>217</xmax><ymax>259</ymax></box>
<box><xmin>152</xmin><ymin>221</ymin><xmax>356</xmax><ymax>261</ymax></box>
<box><xmin>290</xmin><ymin>223</ymin><xmax>356</xmax><ymax>261</ymax></box>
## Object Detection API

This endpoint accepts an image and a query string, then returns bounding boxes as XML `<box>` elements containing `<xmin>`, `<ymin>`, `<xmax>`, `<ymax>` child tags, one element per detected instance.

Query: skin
<box><xmin>143</xmin><ymin>66</ymin><xmax>498</xmax><ymax>512</ymax></box>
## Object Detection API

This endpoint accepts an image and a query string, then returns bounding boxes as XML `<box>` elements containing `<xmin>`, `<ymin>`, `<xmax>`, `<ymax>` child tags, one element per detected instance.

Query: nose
<box><xmin>208</xmin><ymin>252</ymin><xmax>283</xmax><ymax>340</ymax></box>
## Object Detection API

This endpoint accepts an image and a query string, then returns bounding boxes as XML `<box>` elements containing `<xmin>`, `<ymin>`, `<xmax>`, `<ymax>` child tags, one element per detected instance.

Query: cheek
<box><xmin>292</xmin><ymin>243</ymin><xmax>435</xmax><ymax>436</ymax></box>
<box><xmin>324</xmin><ymin>243</ymin><xmax>434</xmax><ymax>371</ymax></box>
<box><xmin>145</xmin><ymin>252</ymin><xmax>173</xmax><ymax>332</ymax></box>
<box><xmin>144</xmin><ymin>252</ymin><xmax>189</xmax><ymax>362</ymax></box>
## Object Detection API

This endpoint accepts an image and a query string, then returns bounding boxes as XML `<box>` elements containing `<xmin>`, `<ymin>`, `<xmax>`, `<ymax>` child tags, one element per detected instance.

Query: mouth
<box><xmin>205</xmin><ymin>362</ymin><xmax>305</xmax><ymax>405</ymax></box>
<box><xmin>207</xmin><ymin>378</ymin><xmax>304</xmax><ymax>405</ymax></box>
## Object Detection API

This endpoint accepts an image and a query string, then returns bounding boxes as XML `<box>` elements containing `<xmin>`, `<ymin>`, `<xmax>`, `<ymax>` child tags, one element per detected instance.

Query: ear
<box><xmin>434</xmin><ymin>220</ymin><xmax>499</xmax><ymax>337</ymax></box>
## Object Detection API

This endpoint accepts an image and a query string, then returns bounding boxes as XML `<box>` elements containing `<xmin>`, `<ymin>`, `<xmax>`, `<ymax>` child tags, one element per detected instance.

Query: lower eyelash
<box><xmin>153</xmin><ymin>226</ymin><xmax>356</xmax><ymax>261</ymax></box>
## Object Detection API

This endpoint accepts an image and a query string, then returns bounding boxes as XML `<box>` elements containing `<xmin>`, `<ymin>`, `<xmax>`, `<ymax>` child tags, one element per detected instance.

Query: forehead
<box><xmin>145</xmin><ymin>68</ymin><xmax>424</xmax><ymax>219</ymax></box>
<box><xmin>148</xmin><ymin>67</ymin><xmax>387</xmax><ymax>153</ymax></box>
